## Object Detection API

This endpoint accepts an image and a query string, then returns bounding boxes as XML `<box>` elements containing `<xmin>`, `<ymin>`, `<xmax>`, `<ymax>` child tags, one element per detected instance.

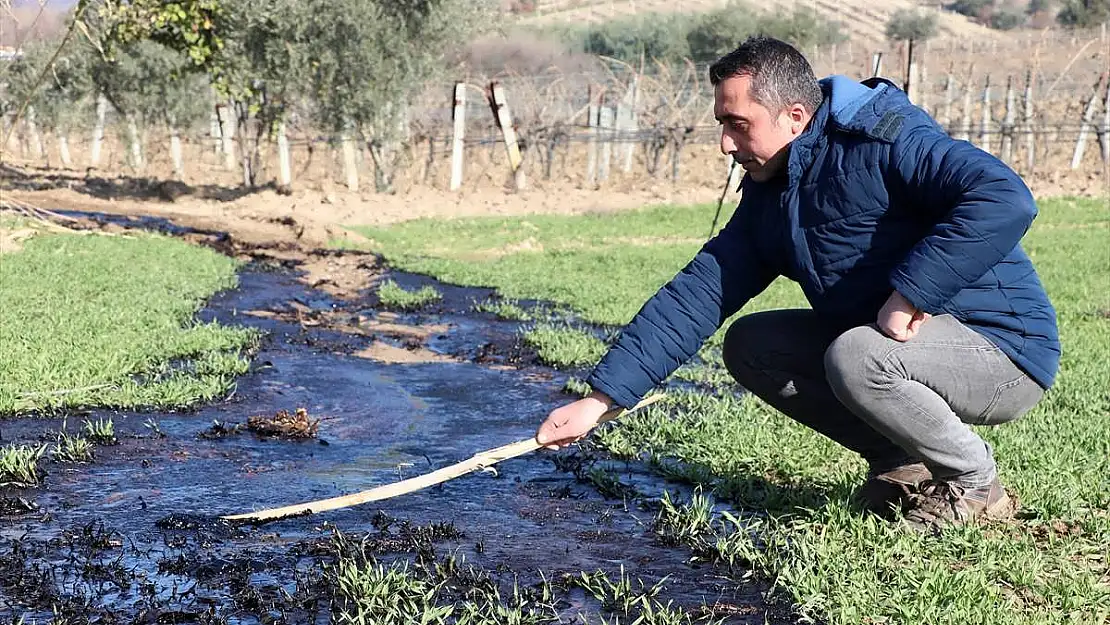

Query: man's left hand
<box><xmin>877</xmin><ymin>290</ymin><xmax>930</xmax><ymax>342</ymax></box>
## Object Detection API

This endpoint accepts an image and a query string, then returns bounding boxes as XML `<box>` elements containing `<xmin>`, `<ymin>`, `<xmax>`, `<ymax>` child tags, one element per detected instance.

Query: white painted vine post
<box><xmin>1098</xmin><ymin>74</ymin><xmax>1110</xmax><ymax>163</ymax></box>
<box><xmin>450</xmin><ymin>82</ymin><xmax>466</xmax><ymax>191</ymax></box>
<box><xmin>598</xmin><ymin>105</ymin><xmax>615</xmax><ymax>184</ymax></box>
<box><xmin>210</xmin><ymin>109</ymin><xmax>221</xmax><ymax>158</ymax></box>
<box><xmin>978</xmin><ymin>75</ymin><xmax>992</xmax><ymax>153</ymax></box>
<box><xmin>489</xmin><ymin>81</ymin><xmax>526</xmax><ymax>191</ymax></box>
<box><xmin>621</xmin><ymin>76</ymin><xmax>639</xmax><ymax>173</ymax></box>
<box><xmin>126</xmin><ymin>116</ymin><xmax>144</xmax><ymax>171</ymax></box>
<box><xmin>56</xmin><ymin>132</ymin><xmax>73</xmax><ymax>168</ymax></box>
<box><xmin>958</xmin><ymin>78</ymin><xmax>973</xmax><ymax>142</ymax></box>
<box><xmin>907</xmin><ymin>62</ymin><xmax>920</xmax><ymax>105</ymax></box>
<box><xmin>942</xmin><ymin>74</ymin><xmax>954</xmax><ymax>130</ymax></box>
<box><xmin>1001</xmin><ymin>76</ymin><xmax>1016</xmax><ymax>164</ymax></box>
<box><xmin>1071</xmin><ymin>73</ymin><xmax>1107</xmax><ymax>170</ymax></box>
<box><xmin>1023</xmin><ymin>70</ymin><xmax>1036</xmax><ymax>172</ymax></box>
<box><xmin>277</xmin><ymin>120</ymin><xmax>292</xmax><ymax>189</ymax></box>
<box><xmin>341</xmin><ymin>122</ymin><xmax>359</xmax><ymax>192</ymax></box>
<box><xmin>25</xmin><ymin>105</ymin><xmax>44</xmax><ymax>162</ymax></box>
<box><xmin>586</xmin><ymin>88</ymin><xmax>600</xmax><ymax>187</ymax></box>
<box><xmin>89</xmin><ymin>93</ymin><xmax>108</xmax><ymax>168</ymax></box>
<box><xmin>218</xmin><ymin>102</ymin><xmax>236</xmax><ymax>170</ymax></box>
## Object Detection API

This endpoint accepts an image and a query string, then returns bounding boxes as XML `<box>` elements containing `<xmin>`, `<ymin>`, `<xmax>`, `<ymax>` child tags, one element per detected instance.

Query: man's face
<box><xmin>714</xmin><ymin>74</ymin><xmax>810</xmax><ymax>182</ymax></box>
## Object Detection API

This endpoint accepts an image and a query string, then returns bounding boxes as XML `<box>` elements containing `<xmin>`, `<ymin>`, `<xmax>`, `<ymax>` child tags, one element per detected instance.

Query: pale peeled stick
<box><xmin>221</xmin><ymin>393</ymin><xmax>665</xmax><ymax>523</ymax></box>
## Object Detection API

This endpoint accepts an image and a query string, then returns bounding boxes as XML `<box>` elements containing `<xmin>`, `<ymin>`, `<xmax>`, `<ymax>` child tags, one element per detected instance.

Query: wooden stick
<box><xmin>221</xmin><ymin>394</ymin><xmax>666</xmax><ymax>524</ymax></box>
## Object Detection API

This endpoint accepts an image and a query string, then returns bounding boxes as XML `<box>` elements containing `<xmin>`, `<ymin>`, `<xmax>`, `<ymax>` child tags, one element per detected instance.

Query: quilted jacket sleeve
<box><xmin>887</xmin><ymin>125</ymin><xmax>1038</xmax><ymax>313</ymax></box>
<box><xmin>585</xmin><ymin>205</ymin><xmax>777</xmax><ymax>408</ymax></box>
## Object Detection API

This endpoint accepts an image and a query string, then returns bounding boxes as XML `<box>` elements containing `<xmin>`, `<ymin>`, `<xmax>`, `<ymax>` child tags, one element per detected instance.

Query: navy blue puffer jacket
<box><xmin>587</xmin><ymin>75</ymin><xmax>1060</xmax><ymax>408</ymax></box>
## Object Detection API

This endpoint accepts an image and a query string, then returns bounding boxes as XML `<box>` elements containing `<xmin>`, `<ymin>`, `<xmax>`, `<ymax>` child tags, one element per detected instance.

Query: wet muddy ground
<box><xmin>0</xmin><ymin>212</ymin><xmax>781</xmax><ymax>624</ymax></box>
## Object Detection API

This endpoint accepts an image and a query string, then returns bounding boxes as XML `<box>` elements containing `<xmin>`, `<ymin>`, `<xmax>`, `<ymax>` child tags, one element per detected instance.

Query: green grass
<box><xmin>83</xmin><ymin>417</ymin><xmax>117</xmax><ymax>445</ymax></box>
<box><xmin>0</xmin><ymin>219</ymin><xmax>259</xmax><ymax>415</ymax></box>
<box><xmin>329</xmin><ymin>531</ymin><xmax>715</xmax><ymax>624</ymax></box>
<box><xmin>473</xmin><ymin>297</ymin><xmax>531</xmax><ymax>321</ymax></box>
<box><xmin>376</xmin><ymin>279</ymin><xmax>442</xmax><ymax>311</ymax></box>
<box><xmin>51</xmin><ymin>432</ymin><xmax>94</xmax><ymax>463</ymax></box>
<box><xmin>342</xmin><ymin>196</ymin><xmax>1110</xmax><ymax>624</ymax></box>
<box><xmin>563</xmin><ymin>376</ymin><xmax>593</xmax><ymax>397</ymax></box>
<box><xmin>523</xmin><ymin>323</ymin><xmax>607</xmax><ymax>368</ymax></box>
<box><xmin>346</xmin><ymin>204</ymin><xmax>738</xmax><ymax>326</ymax></box>
<box><xmin>0</xmin><ymin>443</ymin><xmax>47</xmax><ymax>487</ymax></box>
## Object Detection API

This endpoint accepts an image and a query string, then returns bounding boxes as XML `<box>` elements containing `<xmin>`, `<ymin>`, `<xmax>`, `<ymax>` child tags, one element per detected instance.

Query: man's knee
<box><xmin>824</xmin><ymin>324</ymin><xmax>891</xmax><ymax>400</ymax></box>
<box><xmin>721</xmin><ymin>315</ymin><xmax>759</xmax><ymax>382</ymax></box>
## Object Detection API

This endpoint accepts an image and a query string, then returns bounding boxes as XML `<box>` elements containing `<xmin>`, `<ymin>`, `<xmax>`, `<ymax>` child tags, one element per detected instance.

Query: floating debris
<box><xmin>246</xmin><ymin>407</ymin><xmax>320</xmax><ymax>439</ymax></box>
<box><xmin>155</xmin><ymin>513</ymin><xmax>244</xmax><ymax>542</ymax></box>
<box><xmin>198</xmin><ymin>419</ymin><xmax>244</xmax><ymax>440</ymax></box>
<box><xmin>0</xmin><ymin>496</ymin><xmax>38</xmax><ymax>516</ymax></box>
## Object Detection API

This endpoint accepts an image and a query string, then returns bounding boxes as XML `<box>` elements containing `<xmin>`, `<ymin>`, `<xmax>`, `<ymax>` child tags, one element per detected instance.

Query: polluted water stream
<box><xmin>0</xmin><ymin>212</ymin><xmax>784</xmax><ymax>624</ymax></box>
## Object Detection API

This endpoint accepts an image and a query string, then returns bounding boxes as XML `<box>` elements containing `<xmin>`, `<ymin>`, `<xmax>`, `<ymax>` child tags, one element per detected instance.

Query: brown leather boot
<box><xmin>850</xmin><ymin>461</ymin><xmax>932</xmax><ymax>519</ymax></box>
<box><xmin>903</xmin><ymin>477</ymin><xmax>1016</xmax><ymax>533</ymax></box>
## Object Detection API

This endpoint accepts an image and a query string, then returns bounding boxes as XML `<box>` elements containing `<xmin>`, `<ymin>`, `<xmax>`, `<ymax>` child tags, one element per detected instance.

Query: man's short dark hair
<box><xmin>708</xmin><ymin>36</ymin><xmax>823</xmax><ymax>117</ymax></box>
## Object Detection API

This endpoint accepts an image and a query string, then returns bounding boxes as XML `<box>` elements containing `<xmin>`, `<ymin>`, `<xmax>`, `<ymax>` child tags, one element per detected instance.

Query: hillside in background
<box><xmin>514</xmin><ymin>0</ymin><xmax>1004</xmax><ymax>46</ymax></box>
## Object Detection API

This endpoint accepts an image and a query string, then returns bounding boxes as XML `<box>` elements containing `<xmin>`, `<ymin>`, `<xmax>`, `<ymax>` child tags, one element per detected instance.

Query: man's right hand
<box><xmin>535</xmin><ymin>391</ymin><xmax>614</xmax><ymax>450</ymax></box>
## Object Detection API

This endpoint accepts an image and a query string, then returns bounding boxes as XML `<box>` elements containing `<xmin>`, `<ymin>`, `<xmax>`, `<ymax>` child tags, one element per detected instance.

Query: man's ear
<box><xmin>788</xmin><ymin>103</ymin><xmax>808</xmax><ymax>135</ymax></box>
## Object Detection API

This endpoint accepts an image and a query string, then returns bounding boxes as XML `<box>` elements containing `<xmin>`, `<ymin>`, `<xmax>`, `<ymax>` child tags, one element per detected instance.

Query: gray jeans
<box><xmin>721</xmin><ymin>309</ymin><xmax>1044</xmax><ymax>487</ymax></box>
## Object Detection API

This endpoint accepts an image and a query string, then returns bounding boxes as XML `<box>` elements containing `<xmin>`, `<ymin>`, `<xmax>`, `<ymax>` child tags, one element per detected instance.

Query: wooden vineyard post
<box><xmin>598</xmin><ymin>105</ymin><xmax>615</xmax><ymax>184</ymax></box>
<box><xmin>958</xmin><ymin>79</ymin><xmax>973</xmax><ymax>142</ymax></box>
<box><xmin>978</xmin><ymin>75</ymin><xmax>992</xmax><ymax>154</ymax></box>
<box><xmin>903</xmin><ymin>39</ymin><xmax>914</xmax><ymax>97</ymax></box>
<box><xmin>1071</xmin><ymin>73</ymin><xmax>1107</xmax><ymax>170</ymax></box>
<box><xmin>341</xmin><ymin>124</ymin><xmax>359</xmax><ymax>192</ymax></box>
<box><xmin>907</xmin><ymin>62</ymin><xmax>919</xmax><ymax>105</ymax></box>
<box><xmin>3</xmin><ymin>115</ymin><xmax>18</xmax><ymax>159</ymax></box>
<box><xmin>489</xmin><ymin>81</ymin><xmax>526</xmax><ymax>192</ymax></box>
<box><xmin>277</xmin><ymin>120</ymin><xmax>292</xmax><ymax>189</ymax></box>
<box><xmin>25</xmin><ymin>106</ymin><xmax>43</xmax><ymax>162</ymax></box>
<box><xmin>616</xmin><ymin>102</ymin><xmax>631</xmax><ymax>174</ymax></box>
<box><xmin>942</xmin><ymin>74</ymin><xmax>954</xmax><ymax>131</ymax></box>
<box><xmin>218</xmin><ymin>102</ymin><xmax>236</xmax><ymax>170</ymax></box>
<box><xmin>919</xmin><ymin>63</ymin><xmax>929</xmax><ymax>112</ymax></box>
<box><xmin>1001</xmin><ymin>76</ymin><xmax>1016</xmax><ymax>164</ymax></box>
<box><xmin>90</xmin><ymin>93</ymin><xmax>108</xmax><ymax>168</ymax></box>
<box><xmin>621</xmin><ymin>76</ymin><xmax>639</xmax><ymax>174</ymax></box>
<box><xmin>1023</xmin><ymin>70</ymin><xmax>1036</xmax><ymax>172</ymax></box>
<box><xmin>126</xmin><ymin>116</ymin><xmax>144</xmax><ymax>172</ymax></box>
<box><xmin>1099</xmin><ymin>74</ymin><xmax>1110</xmax><ymax>164</ymax></box>
<box><xmin>170</xmin><ymin>123</ymin><xmax>185</xmax><ymax>179</ymax></box>
<box><xmin>450</xmin><ymin>82</ymin><xmax>466</xmax><ymax>191</ymax></box>
<box><xmin>56</xmin><ymin>132</ymin><xmax>72</xmax><ymax>168</ymax></box>
<box><xmin>210</xmin><ymin>108</ymin><xmax>221</xmax><ymax>159</ymax></box>
<box><xmin>586</xmin><ymin>87</ymin><xmax>599</xmax><ymax>187</ymax></box>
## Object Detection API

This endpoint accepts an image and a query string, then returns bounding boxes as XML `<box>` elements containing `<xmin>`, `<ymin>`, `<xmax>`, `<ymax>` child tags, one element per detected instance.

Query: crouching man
<box><xmin>536</xmin><ymin>36</ymin><xmax>1059</xmax><ymax>532</ymax></box>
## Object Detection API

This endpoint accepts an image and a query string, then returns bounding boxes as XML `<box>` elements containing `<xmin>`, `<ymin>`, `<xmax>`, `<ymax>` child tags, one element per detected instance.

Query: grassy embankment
<box><xmin>0</xmin><ymin>216</ymin><xmax>258</xmax><ymax>416</ymax></box>
<box><xmin>346</xmin><ymin>197</ymin><xmax>1110</xmax><ymax>624</ymax></box>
